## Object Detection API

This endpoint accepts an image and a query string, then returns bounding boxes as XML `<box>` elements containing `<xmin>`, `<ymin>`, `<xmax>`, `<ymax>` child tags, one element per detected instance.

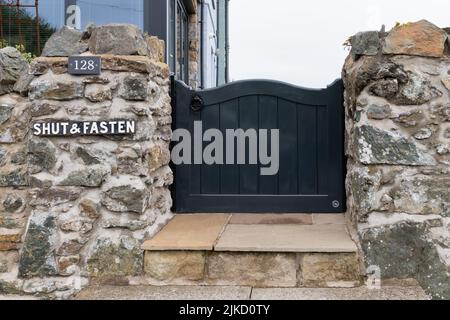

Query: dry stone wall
<box><xmin>344</xmin><ymin>20</ymin><xmax>450</xmax><ymax>299</ymax></box>
<box><xmin>0</xmin><ymin>24</ymin><xmax>173</xmax><ymax>298</ymax></box>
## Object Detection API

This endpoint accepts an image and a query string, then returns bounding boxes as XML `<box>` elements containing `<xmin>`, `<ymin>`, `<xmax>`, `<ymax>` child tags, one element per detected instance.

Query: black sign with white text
<box><xmin>32</xmin><ymin>120</ymin><xmax>136</xmax><ymax>137</ymax></box>
<box><xmin>68</xmin><ymin>56</ymin><xmax>101</xmax><ymax>75</ymax></box>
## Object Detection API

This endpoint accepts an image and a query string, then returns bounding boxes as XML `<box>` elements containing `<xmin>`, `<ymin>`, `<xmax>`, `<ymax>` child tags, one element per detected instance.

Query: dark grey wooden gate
<box><xmin>171</xmin><ymin>78</ymin><xmax>345</xmax><ymax>213</ymax></box>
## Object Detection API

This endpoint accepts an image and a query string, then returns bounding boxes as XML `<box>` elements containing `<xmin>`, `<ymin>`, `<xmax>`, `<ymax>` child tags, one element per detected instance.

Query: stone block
<box><xmin>147</xmin><ymin>142</ymin><xmax>171</xmax><ymax>172</ymax></box>
<box><xmin>57</xmin><ymin>239</ymin><xmax>87</xmax><ymax>256</ymax></box>
<box><xmin>206</xmin><ymin>252</ymin><xmax>297</xmax><ymax>288</ymax></box>
<box><xmin>0</xmin><ymin>168</ymin><xmax>28</xmax><ymax>187</ymax></box>
<box><xmin>0</xmin><ymin>230</ymin><xmax>22</xmax><ymax>243</ymax></box>
<box><xmin>0</xmin><ymin>47</ymin><xmax>28</xmax><ymax>95</ymax></box>
<box><xmin>350</xmin><ymin>31</ymin><xmax>380</xmax><ymax>56</ymax></box>
<box><xmin>60</xmin><ymin>218</ymin><xmax>94</xmax><ymax>234</ymax></box>
<box><xmin>75</xmin><ymin>146</ymin><xmax>103</xmax><ymax>165</ymax></box>
<box><xmin>300</xmin><ymin>253</ymin><xmax>361</xmax><ymax>287</ymax></box>
<box><xmin>146</xmin><ymin>36</ymin><xmax>165</xmax><ymax>63</ymax></box>
<box><xmin>119</xmin><ymin>74</ymin><xmax>149</xmax><ymax>101</ymax></box>
<box><xmin>13</xmin><ymin>70</ymin><xmax>34</xmax><ymax>96</ymax></box>
<box><xmin>0</xmin><ymin>242</ymin><xmax>18</xmax><ymax>251</ymax></box>
<box><xmin>41</xmin><ymin>26</ymin><xmax>88</xmax><ymax>57</ymax></box>
<box><xmin>100</xmin><ymin>55</ymin><xmax>158</xmax><ymax>74</ymax></box>
<box><xmin>0</xmin><ymin>97</ymin><xmax>31</xmax><ymax>144</ymax></box>
<box><xmin>442</xmin><ymin>78</ymin><xmax>450</xmax><ymax>94</ymax></box>
<box><xmin>87</xmin><ymin>236</ymin><xmax>143</xmax><ymax>278</ymax></box>
<box><xmin>383</xmin><ymin>20</ymin><xmax>448</xmax><ymax>58</ymax></box>
<box><xmin>89</xmin><ymin>24</ymin><xmax>148</xmax><ymax>56</ymax></box>
<box><xmin>30</xmin><ymin>101</ymin><xmax>61</xmax><ymax>117</ymax></box>
<box><xmin>29</xmin><ymin>57</ymin><xmax>68</xmax><ymax>75</ymax></box>
<box><xmin>101</xmin><ymin>175</ymin><xmax>148</xmax><ymax>214</ymax></box>
<box><xmin>84</xmin><ymin>84</ymin><xmax>112</xmax><ymax>103</ymax></box>
<box><xmin>28</xmin><ymin>138</ymin><xmax>57</xmax><ymax>174</ymax></box>
<box><xmin>59</xmin><ymin>165</ymin><xmax>110</xmax><ymax>187</ymax></box>
<box><xmin>354</xmin><ymin>125</ymin><xmax>435</xmax><ymax>166</ymax></box>
<box><xmin>18</xmin><ymin>212</ymin><xmax>58</xmax><ymax>278</ymax></box>
<box><xmin>29</xmin><ymin>187</ymin><xmax>82</xmax><ymax>207</ymax></box>
<box><xmin>29</xmin><ymin>79</ymin><xmax>85</xmax><ymax>101</ymax></box>
<box><xmin>389</xmin><ymin>175</ymin><xmax>450</xmax><ymax>216</ymax></box>
<box><xmin>2</xmin><ymin>193</ymin><xmax>25</xmax><ymax>213</ymax></box>
<box><xmin>0</xmin><ymin>103</ymin><xmax>13</xmax><ymax>125</ymax></box>
<box><xmin>348</xmin><ymin>166</ymin><xmax>382</xmax><ymax>219</ymax></box>
<box><xmin>79</xmin><ymin>198</ymin><xmax>101</xmax><ymax>219</ymax></box>
<box><xmin>360</xmin><ymin>222</ymin><xmax>450</xmax><ymax>299</ymax></box>
<box><xmin>366</xmin><ymin>104</ymin><xmax>392</xmax><ymax>120</ymax></box>
<box><xmin>369</xmin><ymin>72</ymin><xmax>441</xmax><ymax>106</ymax></box>
<box><xmin>57</xmin><ymin>255</ymin><xmax>80</xmax><ymax>276</ymax></box>
<box><xmin>144</xmin><ymin>251</ymin><xmax>206</xmax><ymax>281</ymax></box>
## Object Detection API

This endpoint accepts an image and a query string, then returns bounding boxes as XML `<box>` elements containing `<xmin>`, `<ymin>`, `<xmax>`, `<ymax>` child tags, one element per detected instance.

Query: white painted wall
<box><xmin>202</xmin><ymin>0</ymin><xmax>218</xmax><ymax>88</ymax></box>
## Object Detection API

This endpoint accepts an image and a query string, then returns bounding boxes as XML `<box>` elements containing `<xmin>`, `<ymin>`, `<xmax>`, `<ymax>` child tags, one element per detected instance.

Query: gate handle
<box><xmin>191</xmin><ymin>95</ymin><xmax>204</xmax><ymax>112</ymax></box>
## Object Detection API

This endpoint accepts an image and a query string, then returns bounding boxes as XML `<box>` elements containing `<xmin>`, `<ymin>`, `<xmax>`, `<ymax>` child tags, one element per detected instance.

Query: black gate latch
<box><xmin>191</xmin><ymin>94</ymin><xmax>204</xmax><ymax>112</ymax></box>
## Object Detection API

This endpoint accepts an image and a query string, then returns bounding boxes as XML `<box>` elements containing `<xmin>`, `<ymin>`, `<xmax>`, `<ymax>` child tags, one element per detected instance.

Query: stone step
<box><xmin>142</xmin><ymin>214</ymin><xmax>230</xmax><ymax>251</ymax></box>
<box><xmin>215</xmin><ymin>224</ymin><xmax>357</xmax><ymax>252</ymax></box>
<box><xmin>141</xmin><ymin>214</ymin><xmax>362</xmax><ymax>288</ymax></box>
<box><xmin>74</xmin><ymin>285</ymin><xmax>430</xmax><ymax>300</ymax></box>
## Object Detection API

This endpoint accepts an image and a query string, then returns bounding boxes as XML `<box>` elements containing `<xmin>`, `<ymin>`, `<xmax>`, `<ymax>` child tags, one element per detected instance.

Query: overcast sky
<box><xmin>229</xmin><ymin>0</ymin><xmax>450</xmax><ymax>88</ymax></box>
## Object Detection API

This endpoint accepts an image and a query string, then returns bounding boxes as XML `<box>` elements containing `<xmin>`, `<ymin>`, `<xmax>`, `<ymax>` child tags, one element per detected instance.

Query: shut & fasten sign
<box><xmin>32</xmin><ymin>120</ymin><xmax>136</xmax><ymax>137</ymax></box>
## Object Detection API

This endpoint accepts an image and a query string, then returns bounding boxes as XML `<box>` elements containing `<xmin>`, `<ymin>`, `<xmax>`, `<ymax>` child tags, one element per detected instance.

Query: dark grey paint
<box><xmin>172</xmin><ymin>78</ymin><xmax>346</xmax><ymax>214</ymax></box>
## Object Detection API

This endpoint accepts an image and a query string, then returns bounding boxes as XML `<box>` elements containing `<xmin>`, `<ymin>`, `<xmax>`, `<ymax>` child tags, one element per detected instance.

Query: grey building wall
<box><xmin>201</xmin><ymin>0</ymin><xmax>218</xmax><ymax>88</ymax></box>
<box><xmin>216</xmin><ymin>0</ymin><xmax>229</xmax><ymax>86</ymax></box>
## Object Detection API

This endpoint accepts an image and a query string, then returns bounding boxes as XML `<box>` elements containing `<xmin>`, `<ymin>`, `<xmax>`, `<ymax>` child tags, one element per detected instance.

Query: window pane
<box><xmin>168</xmin><ymin>0</ymin><xmax>175</xmax><ymax>72</ymax></box>
<box><xmin>175</xmin><ymin>1</ymin><xmax>188</xmax><ymax>83</ymax></box>
<box><xmin>73</xmin><ymin>0</ymin><xmax>144</xmax><ymax>30</ymax></box>
<box><xmin>176</xmin><ymin>4</ymin><xmax>181</xmax><ymax>80</ymax></box>
<box><xmin>0</xmin><ymin>0</ymin><xmax>63</xmax><ymax>55</ymax></box>
<box><xmin>1</xmin><ymin>0</ymin><xmax>145</xmax><ymax>55</ymax></box>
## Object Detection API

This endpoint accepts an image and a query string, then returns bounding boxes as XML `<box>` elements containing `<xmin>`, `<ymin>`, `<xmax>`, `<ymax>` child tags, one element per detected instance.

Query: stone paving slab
<box><xmin>312</xmin><ymin>214</ymin><xmax>346</xmax><ymax>225</ymax></box>
<box><xmin>75</xmin><ymin>285</ymin><xmax>252</xmax><ymax>300</ymax></box>
<box><xmin>0</xmin><ymin>295</ymin><xmax>41</xmax><ymax>300</ymax></box>
<box><xmin>215</xmin><ymin>224</ymin><xmax>357</xmax><ymax>253</ymax></box>
<box><xmin>73</xmin><ymin>285</ymin><xmax>429</xmax><ymax>300</ymax></box>
<box><xmin>142</xmin><ymin>214</ymin><xmax>230</xmax><ymax>251</ymax></box>
<box><xmin>1</xmin><ymin>286</ymin><xmax>429</xmax><ymax>301</ymax></box>
<box><xmin>229</xmin><ymin>214</ymin><xmax>313</xmax><ymax>225</ymax></box>
<box><xmin>251</xmin><ymin>286</ymin><xmax>430</xmax><ymax>300</ymax></box>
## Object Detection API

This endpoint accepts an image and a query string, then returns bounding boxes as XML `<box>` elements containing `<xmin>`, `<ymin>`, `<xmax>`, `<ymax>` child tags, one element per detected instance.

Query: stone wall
<box><xmin>188</xmin><ymin>0</ymin><xmax>201</xmax><ymax>89</ymax></box>
<box><xmin>0</xmin><ymin>24</ymin><xmax>173</xmax><ymax>298</ymax></box>
<box><xmin>344</xmin><ymin>20</ymin><xmax>450</xmax><ymax>299</ymax></box>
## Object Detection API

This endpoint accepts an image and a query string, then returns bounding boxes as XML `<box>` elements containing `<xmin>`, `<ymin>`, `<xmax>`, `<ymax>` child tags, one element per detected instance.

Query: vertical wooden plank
<box><xmin>259</xmin><ymin>96</ymin><xmax>278</xmax><ymax>195</ymax></box>
<box><xmin>239</xmin><ymin>96</ymin><xmax>259</xmax><ymax>194</ymax></box>
<box><xmin>220</xmin><ymin>99</ymin><xmax>239</xmax><ymax>194</ymax></box>
<box><xmin>317</xmin><ymin>106</ymin><xmax>329</xmax><ymax>195</ymax></box>
<box><xmin>278</xmin><ymin>99</ymin><xmax>298</xmax><ymax>195</ymax></box>
<box><xmin>201</xmin><ymin>104</ymin><xmax>220</xmax><ymax>194</ymax></box>
<box><xmin>298</xmin><ymin>105</ymin><xmax>318</xmax><ymax>195</ymax></box>
<box><xmin>325</xmin><ymin>80</ymin><xmax>346</xmax><ymax>211</ymax></box>
<box><xmin>190</xmin><ymin>110</ymin><xmax>202</xmax><ymax>195</ymax></box>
